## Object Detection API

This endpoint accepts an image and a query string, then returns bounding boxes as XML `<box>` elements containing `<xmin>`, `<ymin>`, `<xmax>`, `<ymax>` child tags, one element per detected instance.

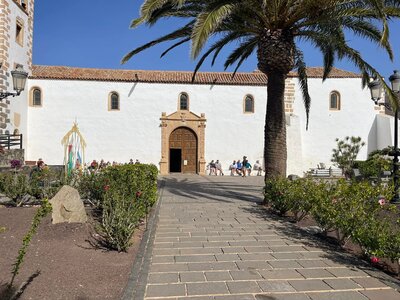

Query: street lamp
<box><xmin>0</xmin><ymin>64</ymin><xmax>28</xmax><ymax>100</ymax></box>
<box><xmin>368</xmin><ymin>70</ymin><xmax>400</xmax><ymax>204</ymax></box>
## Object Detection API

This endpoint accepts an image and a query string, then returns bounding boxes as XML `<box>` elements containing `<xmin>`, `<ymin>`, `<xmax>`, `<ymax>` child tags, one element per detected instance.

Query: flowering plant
<box><xmin>370</xmin><ymin>256</ymin><xmax>380</xmax><ymax>264</ymax></box>
<box><xmin>378</xmin><ymin>197</ymin><xmax>386</xmax><ymax>206</ymax></box>
<box><xmin>10</xmin><ymin>159</ymin><xmax>22</xmax><ymax>169</ymax></box>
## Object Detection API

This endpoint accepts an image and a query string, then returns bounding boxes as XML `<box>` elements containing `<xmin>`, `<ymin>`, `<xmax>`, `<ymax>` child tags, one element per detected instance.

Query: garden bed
<box><xmin>0</xmin><ymin>206</ymin><xmax>143</xmax><ymax>299</ymax></box>
<box><xmin>294</xmin><ymin>213</ymin><xmax>400</xmax><ymax>279</ymax></box>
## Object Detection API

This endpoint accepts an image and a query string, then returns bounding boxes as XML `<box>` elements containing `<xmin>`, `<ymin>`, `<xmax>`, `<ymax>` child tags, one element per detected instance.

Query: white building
<box><xmin>0</xmin><ymin>0</ymin><xmax>396</xmax><ymax>175</ymax></box>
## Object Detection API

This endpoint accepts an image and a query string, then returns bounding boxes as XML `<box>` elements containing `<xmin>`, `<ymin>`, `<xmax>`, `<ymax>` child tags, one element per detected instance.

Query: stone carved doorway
<box><xmin>169</xmin><ymin>127</ymin><xmax>197</xmax><ymax>173</ymax></box>
<box><xmin>160</xmin><ymin>111</ymin><xmax>206</xmax><ymax>175</ymax></box>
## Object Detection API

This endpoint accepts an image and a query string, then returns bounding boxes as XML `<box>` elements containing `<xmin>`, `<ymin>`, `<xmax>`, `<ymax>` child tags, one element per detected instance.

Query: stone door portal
<box><xmin>169</xmin><ymin>127</ymin><xmax>197</xmax><ymax>173</ymax></box>
<box><xmin>160</xmin><ymin>111</ymin><xmax>206</xmax><ymax>175</ymax></box>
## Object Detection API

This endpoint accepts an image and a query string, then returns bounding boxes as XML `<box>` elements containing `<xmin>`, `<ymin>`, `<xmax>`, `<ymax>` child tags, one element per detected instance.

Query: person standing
<box><xmin>242</xmin><ymin>156</ymin><xmax>248</xmax><ymax>177</ymax></box>
<box><xmin>207</xmin><ymin>160</ymin><xmax>216</xmax><ymax>175</ymax></box>
<box><xmin>236</xmin><ymin>160</ymin><xmax>243</xmax><ymax>176</ymax></box>
<box><xmin>215</xmin><ymin>160</ymin><xmax>224</xmax><ymax>176</ymax></box>
<box><xmin>245</xmin><ymin>160</ymin><xmax>252</xmax><ymax>176</ymax></box>
<box><xmin>229</xmin><ymin>160</ymin><xmax>237</xmax><ymax>176</ymax></box>
<box><xmin>253</xmin><ymin>160</ymin><xmax>263</xmax><ymax>176</ymax></box>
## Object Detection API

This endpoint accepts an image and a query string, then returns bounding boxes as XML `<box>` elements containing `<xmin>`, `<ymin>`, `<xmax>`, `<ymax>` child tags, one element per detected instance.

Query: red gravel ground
<box><xmin>0</xmin><ymin>206</ymin><xmax>143</xmax><ymax>300</ymax></box>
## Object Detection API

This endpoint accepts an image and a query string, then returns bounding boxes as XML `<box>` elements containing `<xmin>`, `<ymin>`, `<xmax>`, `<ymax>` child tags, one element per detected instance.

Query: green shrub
<box><xmin>0</xmin><ymin>173</ymin><xmax>6</xmax><ymax>191</ymax></box>
<box><xmin>265</xmin><ymin>176</ymin><xmax>399</xmax><ymax>262</ymax></box>
<box><xmin>264</xmin><ymin>177</ymin><xmax>336</xmax><ymax>225</ymax></box>
<box><xmin>0</xmin><ymin>172</ymin><xmax>29</xmax><ymax>205</ymax></box>
<box><xmin>350</xmin><ymin>200</ymin><xmax>399</xmax><ymax>261</ymax></box>
<box><xmin>0</xmin><ymin>168</ymin><xmax>63</xmax><ymax>205</ymax></box>
<box><xmin>103</xmin><ymin>164</ymin><xmax>158</xmax><ymax>206</ymax></box>
<box><xmin>290</xmin><ymin>178</ymin><xmax>330</xmax><ymax>222</ymax></box>
<box><xmin>98</xmin><ymin>164</ymin><xmax>158</xmax><ymax>251</ymax></box>
<box><xmin>264</xmin><ymin>177</ymin><xmax>294</xmax><ymax>215</ymax></box>
<box><xmin>308</xmin><ymin>180</ymin><xmax>339</xmax><ymax>233</ymax></box>
<box><xmin>331</xmin><ymin>180</ymin><xmax>392</xmax><ymax>245</ymax></box>
<box><xmin>352</xmin><ymin>212</ymin><xmax>395</xmax><ymax>259</ymax></box>
<box><xmin>76</xmin><ymin>172</ymin><xmax>108</xmax><ymax>207</ymax></box>
<box><xmin>28</xmin><ymin>168</ymin><xmax>63</xmax><ymax>200</ymax></box>
<box><xmin>101</xmin><ymin>188</ymin><xmax>145</xmax><ymax>252</ymax></box>
<box><xmin>381</xmin><ymin>224</ymin><xmax>400</xmax><ymax>262</ymax></box>
<box><xmin>354</xmin><ymin>150</ymin><xmax>391</xmax><ymax>179</ymax></box>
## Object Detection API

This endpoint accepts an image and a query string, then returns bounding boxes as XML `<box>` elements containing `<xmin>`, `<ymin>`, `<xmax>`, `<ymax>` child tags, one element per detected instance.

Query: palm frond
<box><xmin>160</xmin><ymin>38</ymin><xmax>191</xmax><ymax>58</ymax></box>
<box><xmin>191</xmin><ymin>31</ymin><xmax>245</xmax><ymax>81</ymax></box>
<box><xmin>121</xmin><ymin>21</ymin><xmax>194</xmax><ymax>64</ymax></box>
<box><xmin>230</xmin><ymin>40</ymin><xmax>257</xmax><ymax>78</ymax></box>
<box><xmin>140</xmin><ymin>0</ymin><xmax>171</xmax><ymax>20</ymax></box>
<box><xmin>294</xmin><ymin>48</ymin><xmax>311</xmax><ymax>130</ymax></box>
<box><xmin>223</xmin><ymin>38</ymin><xmax>257</xmax><ymax>71</ymax></box>
<box><xmin>191</xmin><ymin>3</ymin><xmax>234</xmax><ymax>58</ymax></box>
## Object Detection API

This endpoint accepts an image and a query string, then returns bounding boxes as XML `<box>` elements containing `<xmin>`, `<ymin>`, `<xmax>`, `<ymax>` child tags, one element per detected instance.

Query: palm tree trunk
<box><xmin>264</xmin><ymin>71</ymin><xmax>287</xmax><ymax>179</ymax></box>
<box><xmin>256</xmin><ymin>29</ymin><xmax>294</xmax><ymax>181</ymax></box>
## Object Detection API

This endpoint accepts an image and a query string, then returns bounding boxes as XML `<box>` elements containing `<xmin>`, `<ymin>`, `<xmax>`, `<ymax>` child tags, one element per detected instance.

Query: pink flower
<box><xmin>136</xmin><ymin>191</ymin><xmax>142</xmax><ymax>198</ymax></box>
<box><xmin>378</xmin><ymin>198</ymin><xmax>386</xmax><ymax>206</ymax></box>
<box><xmin>371</xmin><ymin>256</ymin><xmax>380</xmax><ymax>264</ymax></box>
<box><xmin>104</xmin><ymin>185</ymin><xmax>110</xmax><ymax>191</ymax></box>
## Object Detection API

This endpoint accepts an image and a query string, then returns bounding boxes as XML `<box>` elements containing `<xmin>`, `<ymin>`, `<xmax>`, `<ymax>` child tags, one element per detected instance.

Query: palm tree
<box><xmin>122</xmin><ymin>0</ymin><xmax>400</xmax><ymax>178</ymax></box>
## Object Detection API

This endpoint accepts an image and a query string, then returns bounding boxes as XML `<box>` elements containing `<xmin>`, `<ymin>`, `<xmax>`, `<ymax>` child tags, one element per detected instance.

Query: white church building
<box><xmin>0</xmin><ymin>0</ymin><xmax>396</xmax><ymax>175</ymax></box>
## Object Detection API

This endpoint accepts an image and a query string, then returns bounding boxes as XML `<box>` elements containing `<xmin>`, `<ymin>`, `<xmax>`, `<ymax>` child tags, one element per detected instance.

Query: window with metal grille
<box><xmin>33</xmin><ymin>88</ymin><xmax>41</xmax><ymax>106</ymax></box>
<box><xmin>330</xmin><ymin>91</ymin><xmax>341</xmax><ymax>110</ymax></box>
<box><xmin>179</xmin><ymin>93</ymin><xmax>189</xmax><ymax>110</ymax></box>
<box><xmin>110</xmin><ymin>92</ymin><xmax>119</xmax><ymax>110</ymax></box>
<box><xmin>244</xmin><ymin>95</ymin><xmax>254</xmax><ymax>113</ymax></box>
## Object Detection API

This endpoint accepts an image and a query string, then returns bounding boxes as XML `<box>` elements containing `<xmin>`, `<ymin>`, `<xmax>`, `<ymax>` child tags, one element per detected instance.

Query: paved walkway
<box><xmin>124</xmin><ymin>175</ymin><xmax>400</xmax><ymax>300</ymax></box>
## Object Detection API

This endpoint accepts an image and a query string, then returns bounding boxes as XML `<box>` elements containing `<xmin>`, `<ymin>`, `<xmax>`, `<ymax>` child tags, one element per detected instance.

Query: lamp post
<box><xmin>368</xmin><ymin>70</ymin><xmax>400</xmax><ymax>204</ymax></box>
<box><xmin>0</xmin><ymin>64</ymin><xmax>28</xmax><ymax>100</ymax></box>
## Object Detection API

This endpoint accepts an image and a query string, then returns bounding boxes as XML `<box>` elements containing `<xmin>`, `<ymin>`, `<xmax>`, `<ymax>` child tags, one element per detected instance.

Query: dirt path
<box><xmin>0</xmin><ymin>206</ymin><xmax>143</xmax><ymax>300</ymax></box>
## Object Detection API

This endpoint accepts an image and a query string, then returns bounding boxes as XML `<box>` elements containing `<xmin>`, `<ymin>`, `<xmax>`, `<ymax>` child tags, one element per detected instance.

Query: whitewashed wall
<box><xmin>6</xmin><ymin>0</ymin><xmax>31</xmax><ymax>144</ymax></box>
<box><xmin>27</xmin><ymin>75</ymin><xmax>388</xmax><ymax>175</ymax></box>
<box><xmin>27</xmin><ymin>79</ymin><xmax>267</xmax><ymax>173</ymax></box>
<box><xmin>292</xmin><ymin>77</ymin><xmax>379</xmax><ymax>173</ymax></box>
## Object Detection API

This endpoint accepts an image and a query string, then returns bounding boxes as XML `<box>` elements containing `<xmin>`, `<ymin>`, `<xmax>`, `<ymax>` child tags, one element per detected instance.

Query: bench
<box><xmin>308</xmin><ymin>168</ymin><xmax>343</xmax><ymax>177</ymax></box>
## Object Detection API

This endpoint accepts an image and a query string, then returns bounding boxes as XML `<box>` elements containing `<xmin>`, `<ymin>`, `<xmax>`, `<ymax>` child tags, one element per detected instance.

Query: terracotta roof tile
<box><xmin>289</xmin><ymin>67</ymin><xmax>362</xmax><ymax>78</ymax></box>
<box><xmin>30</xmin><ymin>65</ymin><xmax>361</xmax><ymax>85</ymax></box>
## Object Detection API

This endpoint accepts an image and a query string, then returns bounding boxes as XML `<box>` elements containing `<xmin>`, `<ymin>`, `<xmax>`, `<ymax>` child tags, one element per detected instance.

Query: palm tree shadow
<box><xmin>0</xmin><ymin>270</ymin><xmax>41</xmax><ymax>300</ymax></box>
<box><xmin>162</xmin><ymin>176</ymin><xmax>263</xmax><ymax>204</ymax></box>
<box><xmin>255</xmin><ymin>295</ymin><xmax>277</xmax><ymax>300</ymax></box>
<box><xmin>241</xmin><ymin>205</ymin><xmax>400</xmax><ymax>289</ymax></box>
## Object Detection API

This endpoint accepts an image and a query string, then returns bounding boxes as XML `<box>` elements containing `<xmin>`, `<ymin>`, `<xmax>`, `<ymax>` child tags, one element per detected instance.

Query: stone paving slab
<box><xmin>123</xmin><ymin>175</ymin><xmax>400</xmax><ymax>299</ymax></box>
<box><xmin>307</xmin><ymin>291</ymin><xmax>368</xmax><ymax>300</ymax></box>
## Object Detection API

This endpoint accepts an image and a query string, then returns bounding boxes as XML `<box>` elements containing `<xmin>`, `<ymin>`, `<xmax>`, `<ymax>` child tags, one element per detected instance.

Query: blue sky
<box><xmin>33</xmin><ymin>0</ymin><xmax>400</xmax><ymax>78</ymax></box>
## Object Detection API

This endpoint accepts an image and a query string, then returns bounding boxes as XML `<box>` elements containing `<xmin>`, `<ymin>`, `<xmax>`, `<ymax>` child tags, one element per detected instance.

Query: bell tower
<box><xmin>0</xmin><ymin>0</ymin><xmax>34</xmax><ymax>134</ymax></box>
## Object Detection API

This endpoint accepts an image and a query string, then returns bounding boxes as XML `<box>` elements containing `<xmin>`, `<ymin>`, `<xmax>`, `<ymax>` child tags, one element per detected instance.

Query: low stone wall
<box><xmin>0</xmin><ymin>149</ymin><xmax>24</xmax><ymax>167</ymax></box>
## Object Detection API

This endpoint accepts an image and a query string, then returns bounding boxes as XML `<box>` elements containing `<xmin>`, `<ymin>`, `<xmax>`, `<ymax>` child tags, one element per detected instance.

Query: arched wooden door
<box><xmin>169</xmin><ymin>127</ymin><xmax>198</xmax><ymax>173</ymax></box>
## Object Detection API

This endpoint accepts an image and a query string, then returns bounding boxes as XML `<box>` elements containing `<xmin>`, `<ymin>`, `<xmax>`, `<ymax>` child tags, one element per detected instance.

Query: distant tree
<box><xmin>123</xmin><ymin>0</ymin><xmax>400</xmax><ymax>178</ymax></box>
<box><xmin>355</xmin><ymin>147</ymin><xmax>392</xmax><ymax>178</ymax></box>
<box><xmin>331</xmin><ymin>136</ymin><xmax>365</xmax><ymax>178</ymax></box>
